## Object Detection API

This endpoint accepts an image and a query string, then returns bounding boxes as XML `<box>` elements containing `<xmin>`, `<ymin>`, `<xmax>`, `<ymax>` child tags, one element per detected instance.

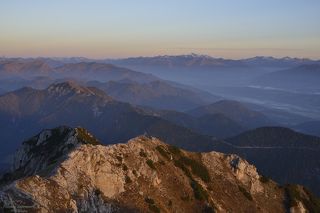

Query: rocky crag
<box><xmin>0</xmin><ymin>126</ymin><xmax>319</xmax><ymax>212</ymax></box>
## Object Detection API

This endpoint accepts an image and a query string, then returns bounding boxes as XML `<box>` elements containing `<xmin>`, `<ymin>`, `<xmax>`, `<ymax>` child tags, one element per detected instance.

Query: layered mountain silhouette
<box><xmin>1</xmin><ymin>82</ymin><xmax>320</xmax><ymax>196</ymax></box>
<box><xmin>243</xmin><ymin>56</ymin><xmax>320</xmax><ymax>68</ymax></box>
<box><xmin>0</xmin><ymin>59</ymin><xmax>159</xmax><ymax>82</ymax></box>
<box><xmin>0</xmin><ymin>88</ymin><xmax>5</xmax><ymax>95</ymax></box>
<box><xmin>187</xmin><ymin>100</ymin><xmax>275</xmax><ymax>129</ymax></box>
<box><xmin>107</xmin><ymin>54</ymin><xmax>249</xmax><ymax>69</ymax></box>
<box><xmin>154</xmin><ymin>110</ymin><xmax>245</xmax><ymax>138</ymax></box>
<box><xmin>107</xmin><ymin>54</ymin><xmax>320</xmax><ymax>70</ymax></box>
<box><xmin>0</xmin><ymin>59</ymin><xmax>54</xmax><ymax>77</ymax></box>
<box><xmin>253</xmin><ymin>64</ymin><xmax>320</xmax><ymax>92</ymax></box>
<box><xmin>55</xmin><ymin>62</ymin><xmax>158</xmax><ymax>82</ymax></box>
<box><xmin>1</xmin><ymin>126</ymin><xmax>319</xmax><ymax>212</ymax></box>
<box><xmin>293</xmin><ymin>121</ymin><xmax>320</xmax><ymax>137</ymax></box>
<box><xmin>0</xmin><ymin>81</ymin><xmax>218</xmax><ymax>165</ymax></box>
<box><xmin>87</xmin><ymin>80</ymin><xmax>220</xmax><ymax>111</ymax></box>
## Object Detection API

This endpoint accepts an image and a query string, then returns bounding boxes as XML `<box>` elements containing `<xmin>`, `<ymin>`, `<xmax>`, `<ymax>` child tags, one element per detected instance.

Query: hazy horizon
<box><xmin>1</xmin><ymin>0</ymin><xmax>320</xmax><ymax>59</ymax></box>
<box><xmin>1</xmin><ymin>53</ymin><xmax>319</xmax><ymax>61</ymax></box>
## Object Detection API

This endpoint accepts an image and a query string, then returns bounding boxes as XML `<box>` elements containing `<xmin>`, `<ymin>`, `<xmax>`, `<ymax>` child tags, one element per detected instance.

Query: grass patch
<box><xmin>122</xmin><ymin>164</ymin><xmax>128</xmax><ymax>171</ymax></box>
<box><xmin>190</xmin><ymin>180</ymin><xmax>208</xmax><ymax>201</ymax></box>
<box><xmin>76</xmin><ymin>128</ymin><xmax>100</xmax><ymax>145</ymax></box>
<box><xmin>180</xmin><ymin>194</ymin><xmax>190</xmax><ymax>202</ymax></box>
<box><xmin>94</xmin><ymin>189</ymin><xmax>102</xmax><ymax>197</ymax></box>
<box><xmin>156</xmin><ymin>145</ymin><xmax>170</xmax><ymax>160</ymax></box>
<box><xmin>286</xmin><ymin>185</ymin><xmax>301</xmax><ymax>207</ymax></box>
<box><xmin>167</xmin><ymin>144</ymin><xmax>211</xmax><ymax>202</ymax></box>
<box><xmin>146</xmin><ymin>159</ymin><xmax>156</xmax><ymax>170</ymax></box>
<box><xmin>159</xmin><ymin>160</ymin><xmax>165</xmax><ymax>165</ymax></box>
<box><xmin>180</xmin><ymin>156</ymin><xmax>210</xmax><ymax>182</ymax></box>
<box><xmin>139</xmin><ymin>149</ymin><xmax>147</xmax><ymax>158</ymax></box>
<box><xmin>168</xmin><ymin>145</ymin><xmax>181</xmax><ymax>156</ymax></box>
<box><xmin>167</xmin><ymin>145</ymin><xmax>210</xmax><ymax>182</ymax></box>
<box><xmin>238</xmin><ymin>186</ymin><xmax>253</xmax><ymax>201</ymax></box>
<box><xmin>285</xmin><ymin>185</ymin><xmax>320</xmax><ymax>212</ymax></box>
<box><xmin>145</xmin><ymin>197</ymin><xmax>160</xmax><ymax>213</ymax></box>
<box><xmin>125</xmin><ymin>175</ymin><xmax>132</xmax><ymax>184</ymax></box>
<box><xmin>116</xmin><ymin>155</ymin><xmax>123</xmax><ymax>162</ymax></box>
<box><xmin>259</xmin><ymin>175</ymin><xmax>270</xmax><ymax>183</ymax></box>
<box><xmin>202</xmin><ymin>205</ymin><xmax>215</xmax><ymax>213</ymax></box>
<box><xmin>149</xmin><ymin>204</ymin><xmax>160</xmax><ymax>213</ymax></box>
<box><xmin>132</xmin><ymin>170</ymin><xmax>137</xmax><ymax>176</ymax></box>
<box><xmin>145</xmin><ymin>197</ymin><xmax>155</xmax><ymax>205</ymax></box>
<box><xmin>174</xmin><ymin>159</ymin><xmax>192</xmax><ymax>179</ymax></box>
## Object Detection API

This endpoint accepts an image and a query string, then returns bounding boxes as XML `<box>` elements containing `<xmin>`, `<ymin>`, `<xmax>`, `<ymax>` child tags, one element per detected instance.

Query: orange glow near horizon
<box><xmin>1</xmin><ymin>0</ymin><xmax>319</xmax><ymax>60</ymax></box>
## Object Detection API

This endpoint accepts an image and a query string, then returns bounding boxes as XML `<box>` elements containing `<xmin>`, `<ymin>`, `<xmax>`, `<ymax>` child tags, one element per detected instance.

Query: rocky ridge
<box><xmin>1</xmin><ymin>127</ymin><xmax>319</xmax><ymax>212</ymax></box>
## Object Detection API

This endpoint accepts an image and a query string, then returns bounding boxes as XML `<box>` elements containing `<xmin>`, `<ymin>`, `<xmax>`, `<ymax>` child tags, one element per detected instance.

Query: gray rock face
<box><xmin>13</xmin><ymin>127</ymin><xmax>77</xmax><ymax>174</ymax></box>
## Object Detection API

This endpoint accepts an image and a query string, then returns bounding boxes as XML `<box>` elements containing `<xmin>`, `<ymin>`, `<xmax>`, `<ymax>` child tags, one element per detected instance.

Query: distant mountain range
<box><xmin>0</xmin><ymin>59</ymin><xmax>159</xmax><ymax>82</ymax></box>
<box><xmin>253</xmin><ymin>64</ymin><xmax>320</xmax><ymax>92</ymax></box>
<box><xmin>55</xmin><ymin>62</ymin><xmax>157</xmax><ymax>82</ymax></box>
<box><xmin>0</xmin><ymin>58</ymin><xmax>224</xmax><ymax>112</ymax></box>
<box><xmin>207</xmin><ymin>85</ymin><xmax>320</xmax><ymax>120</ymax></box>
<box><xmin>157</xmin><ymin>110</ymin><xmax>246</xmax><ymax>138</ymax></box>
<box><xmin>1</xmin><ymin>57</ymin><xmax>320</xmax><ymax>197</ymax></box>
<box><xmin>219</xmin><ymin>127</ymin><xmax>320</xmax><ymax>196</ymax></box>
<box><xmin>149</xmin><ymin>100</ymin><xmax>277</xmax><ymax>139</ymax></box>
<box><xmin>0</xmin><ymin>59</ymin><xmax>54</xmax><ymax>77</ymax></box>
<box><xmin>187</xmin><ymin>100</ymin><xmax>275</xmax><ymax>128</ymax></box>
<box><xmin>1</xmin><ymin>82</ymin><xmax>320</xmax><ymax>196</ymax></box>
<box><xmin>106</xmin><ymin>54</ymin><xmax>249</xmax><ymax>70</ymax></box>
<box><xmin>1</xmin><ymin>126</ymin><xmax>319</xmax><ymax>212</ymax></box>
<box><xmin>0</xmin><ymin>88</ymin><xmax>6</xmax><ymax>95</ymax></box>
<box><xmin>106</xmin><ymin>54</ymin><xmax>320</xmax><ymax>70</ymax></box>
<box><xmin>292</xmin><ymin>121</ymin><xmax>320</xmax><ymax>137</ymax></box>
<box><xmin>242</xmin><ymin>56</ymin><xmax>320</xmax><ymax>68</ymax></box>
<box><xmin>2</xmin><ymin>54</ymin><xmax>319</xmax><ymax>73</ymax></box>
<box><xmin>87</xmin><ymin>80</ymin><xmax>220</xmax><ymax>111</ymax></box>
<box><xmin>0</xmin><ymin>81</ymin><xmax>218</xmax><ymax>166</ymax></box>
<box><xmin>227</xmin><ymin>127</ymin><xmax>320</xmax><ymax>148</ymax></box>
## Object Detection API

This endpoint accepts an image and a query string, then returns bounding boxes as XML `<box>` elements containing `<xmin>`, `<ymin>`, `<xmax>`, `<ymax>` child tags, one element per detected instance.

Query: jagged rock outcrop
<box><xmin>1</xmin><ymin>127</ymin><xmax>319</xmax><ymax>212</ymax></box>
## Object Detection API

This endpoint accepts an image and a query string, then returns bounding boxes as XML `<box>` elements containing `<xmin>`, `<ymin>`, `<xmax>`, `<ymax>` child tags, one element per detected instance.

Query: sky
<box><xmin>1</xmin><ymin>0</ymin><xmax>320</xmax><ymax>59</ymax></box>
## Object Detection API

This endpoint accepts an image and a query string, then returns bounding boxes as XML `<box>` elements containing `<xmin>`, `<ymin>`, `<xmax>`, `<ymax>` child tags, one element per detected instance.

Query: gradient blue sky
<box><xmin>1</xmin><ymin>0</ymin><xmax>320</xmax><ymax>59</ymax></box>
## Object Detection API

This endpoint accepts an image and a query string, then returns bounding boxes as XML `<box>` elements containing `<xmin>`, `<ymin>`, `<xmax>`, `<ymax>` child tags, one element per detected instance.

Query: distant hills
<box><xmin>0</xmin><ymin>58</ymin><xmax>223</xmax><ymax>112</ymax></box>
<box><xmin>187</xmin><ymin>100</ymin><xmax>275</xmax><ymax>128</ymax></box>
<box><xmin>151</xmin><ymin>99</ymin><xmax>277</xmax><ymax>139</ymax></box>
<box><xmin>252</xmin><ymin>64</ymin><xmax>320</xmax><ymax>92</ymax></box>
<box><xmin>242</xmin><ymin>56</ymin><xmax>320</xmax><ymax>68</ymax></box>
<box><xmin>157</xmin><ymin>110</ymin><xmax>245</xmax><ymax>138</ymax></box>
<box><xmin>207</xmin><ymin>85</ymin><xmax>320</xmax><ymax>121</ymax></box>
<box><xmin>106</xmin><ymin>54</ymin><xmax>249</xmax><ymax>69</ymax></box>
<box><xmin>107</xmin><ymin>54</ymin><xmax>320</xmax><ymax>70</ymax></box>
<box><xmin>0</xmin><ymin>81</ymin><xmax>218</xmax><ymax>165</ymax></box>
<box><xmin>292</xmin><ymin>121</ymin><xmax>320</xmax><ymax>137</ymax></box>
<box><xmin>0</xmin><ymin>59</ymin><xmax>159</xmax><ymax>82</ymax></box>
<box><xmin>219</xmin><ymin>127</ymin><xmax>320</xmax><ymax>196</ymax></box>
<box><xmin>0</xmin><ymin>59</ymin><xmax>54</xmax><ymax>77</ymax></box>
<box><xmin>1</xmin><ymin>56</ymin><xmax>320</xmax><ymax>197</ymax></box>
<box><xmin>87</xmin><ymin>80</ymin><xmax>220</xmax><ymax>111</ymax></box>
<box><xmin>227</xmin><ymin>127</ymin><xmax>320</xmax><ymax>148</ymax></box>
<box><xmin>0</xmin><ymin>88</ymin><xmax>6</xmax><ymax>95</ymax></box>
<box><xmin>0</xmin><ymin>82</ymin><xmax>320</xmax><ymax>196</ymax></box>
<box><xmin>55</xmin><ymin>62</ymin><xmax>158</xmax><ymax>82</ymax></box>
<box><xmin>2</xmin><ymin>55</ymin><xmax>319</xmax><ymax>73</ymax></box>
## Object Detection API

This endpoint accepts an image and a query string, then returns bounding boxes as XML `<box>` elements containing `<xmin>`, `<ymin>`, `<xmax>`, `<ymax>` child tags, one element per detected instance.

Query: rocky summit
<box><xmin>0</xmin><ymin>127</ymin><xmax>319</xmax><ymax>213</ymax></box>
